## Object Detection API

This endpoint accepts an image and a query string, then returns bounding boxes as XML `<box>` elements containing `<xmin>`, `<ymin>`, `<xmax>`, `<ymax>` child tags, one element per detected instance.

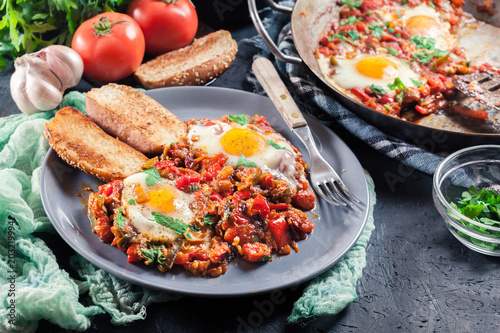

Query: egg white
<box><xmin>187</xmin><ymin>120</ymin><xmax>300</xmax><ymax>192</ymax></box>
<box><xmin>122</xmin><ymin>172</ymin><xmax>196</xmax><ymax>243</ymax></box>
<box><xmin>320</xmin><ymin>53</ymin><xmax>420</xmax><ymax>92</ymax></box>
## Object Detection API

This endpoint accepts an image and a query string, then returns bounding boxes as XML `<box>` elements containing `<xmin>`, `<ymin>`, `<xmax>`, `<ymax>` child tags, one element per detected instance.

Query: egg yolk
<box><xmin>220</xmin><ymin>128</ymin><xmax>266</xmax><ymax>157</ymax></box>
<box><xmin>356</xmin><ymin>56</ymin><xmax>399</xmax><ymax>80</ymax></box>
<box><xmin>405</xmin><ymin>16</ymin><xmax>441</xmax><ymax>38</ymax></box>
<box><xmin>147</xmin><ymin>188</ymin><xmax>177</xmax><ymax>214</ymax></box>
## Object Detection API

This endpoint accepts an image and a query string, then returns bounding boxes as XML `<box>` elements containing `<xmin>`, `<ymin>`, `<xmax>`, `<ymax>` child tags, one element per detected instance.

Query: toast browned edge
<box><xmin>44</xmin><ymin>106</ymin><xmax>148</xmax><ymax>182</ymax></box>
<box><xmin>85</xmin><ymin>83</ymin><xmax>187</xmax><ymax>156</ymax></box>
<box><xmin>134</xmin><ymin>30</ymin><xmax>238</xmax><ymax>89</ymax></box>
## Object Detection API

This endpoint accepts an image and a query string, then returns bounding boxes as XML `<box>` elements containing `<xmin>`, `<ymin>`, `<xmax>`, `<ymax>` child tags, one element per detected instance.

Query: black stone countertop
<box><xmin>2</xmin><ymin>12</ymin><xmax>499</xmax><ymax>333</ymax></box>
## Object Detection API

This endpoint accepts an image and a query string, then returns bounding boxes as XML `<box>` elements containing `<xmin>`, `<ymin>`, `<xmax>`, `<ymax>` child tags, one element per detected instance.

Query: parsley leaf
<box><xmin>370</xmin><ymin>84</ymin><xmax>386</xmax><ymax>96</ymax></box>
<box><xmin>346</xmin><ymin>30</ymin><xmax>361</xmax><ymax>41</ymax></box>
<box><xmin>190</xmin><ymin>224</ymin><xmax>201</xmax><ymax>232</ymax></box>
<box><xmin>142</xmin><ymin>167</ymin><xmax>162</xmax><ymax>186</ymax></box>
<box><xmin>448</xmin><ymin>186</ymin><xmax>500</xmax><ymax>250</ymax></box>
<box><xmin>413</xmin><ymin>51</ymin><xmax>434</xmax><ymax>64</ymax></box>
<box><xmin>341</xmin><ymin>0</ymin><xmax>362</xmax><ymax>8</ymax></box>
<box><xmin>410</xmin><ymin>36</ymin><xmax>436</xmax><ymax>50</ymax></box>
<box><xmin>396</xmin><ymin>91</ymin><xmax>404</xmax><ymax>101</ymax></box>
<box><xmin>434</xmin><ymin>49</ymin><xmax>449</xmax><ymax>58</ymax></box>
<box><xmin>258</xmin><ymin>255</ymin><xmax>273</xmax><ymax>263</ymax></box>
<box><xmin>152</xmin><ymin>212</ymin><xmax>189</xmax><ymax>235</ymax></box>
<box><xmin>203</xmin><ymin>214</ymin><xmax>216</xmax><ymax>226</ymax></box>
<box><xmin>115</xmin><ymin>208</ymin><xmax>126</xmax><ymax>229</ymax></box>
<box><xmin>369</xmin><ymin>25</ymin><xmax>384</xmax><ymax>38</ymax></box>
<box><xmin>128</xmin><ymin>199</ymin><xmax>136</xmax><ymax>205</ymax></box>
<box><xmin>236</xmin><ymin>154</ymin><xmax>257</xmax><ymax>169</ymax></box>
<box><xmin>190</xmin><ymin>185</ymin><xmax>199</xmax><ymax>191</ymax></box>
<box><xmin>141</xmin><ymin>243</ymin><xmax>166</xmax><ymax>265</ymax></box>
<box><xmin>228</xmin><ymin>114</ymin><xmax>249</xmax><ymax>125</ymax></box>
<box><xmin>411</xmin><ymin>79</ymin><xmax>423</xmax><ymax>87</ymax></box>
<box><xmin>387</xmin><ymin>47</ymin><xmax>400</xmax><ymax>56</ymax></box>
<box><xmin>387</xmin><ymin>78</ymin><xmax>407</xmax><ymax>91</ymax></box>
<box><xmin>266</xmin><ymin>140</ymin><xmax>286</xmax><ymax>150</ymax></box>
<box><xmin>341</xmin><ymin>15</ymin><xmax>362</xmax><ymax>26</ymax></box>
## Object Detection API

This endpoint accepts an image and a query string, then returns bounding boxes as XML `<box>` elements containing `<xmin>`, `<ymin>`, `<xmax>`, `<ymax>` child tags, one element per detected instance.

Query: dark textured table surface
<box><xmin>2</xmin><ymin>12</ymin><xmax>500</xmax><ymax>333</ymax></box>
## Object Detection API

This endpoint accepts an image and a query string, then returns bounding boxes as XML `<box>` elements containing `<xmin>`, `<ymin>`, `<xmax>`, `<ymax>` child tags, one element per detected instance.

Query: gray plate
<box><xmin>40</xmin><ymin>87</ymin><xmax>369</xmax><ymax>297</ymax></box>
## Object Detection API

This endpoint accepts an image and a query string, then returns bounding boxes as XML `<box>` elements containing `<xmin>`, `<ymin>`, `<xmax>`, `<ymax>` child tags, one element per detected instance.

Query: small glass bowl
<box><xmin>433</xmin><ymin>145</ymin><xmax>500</xmax><ymax>256</ymax></box>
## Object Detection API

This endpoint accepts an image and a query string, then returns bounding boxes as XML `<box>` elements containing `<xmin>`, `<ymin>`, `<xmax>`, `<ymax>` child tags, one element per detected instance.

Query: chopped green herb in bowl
<box><xmin>433</xmin><ymin>145</ymin><xmax>500</xmax><ymax>256</ymax></box>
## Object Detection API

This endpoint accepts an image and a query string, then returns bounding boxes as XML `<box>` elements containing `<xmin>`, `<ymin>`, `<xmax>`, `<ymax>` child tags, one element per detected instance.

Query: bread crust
<box><xmin>44</xmin><ymin>106</ymin><xmax>148</xmax><ymax>182</ymax></box>
<box><xmin>86</xmin><ymin>83</ymin><xmax>187</xmax><ymax>156</ymax></box>
<box><xmin>134</xmin><ymin>30</ymin><xmax>238</xmax><ymax>89</ymax></box>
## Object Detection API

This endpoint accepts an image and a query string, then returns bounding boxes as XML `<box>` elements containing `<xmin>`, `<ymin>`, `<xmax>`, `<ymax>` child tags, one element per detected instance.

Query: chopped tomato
<box><xmin>98</xmin><ymin>180</ymin><xmax>123</xmax><ymax>203</ymax></box>
<box><xmin>268</xmin><ymin>215</ymin><xmax>290</xmax><ymax>249</ymax></box>
<box><xmin>176</xmin><ymin>175</ymin><xmax>201</xmax><ymax>191</ymax></box>
<box><xmin>155</xmin><ymin>160</ymin><xmax>175</xmax><ymax>170</ymax></box>
<box><xmin>126</xmin><ymin>244</ymin><xmax>142</xmax><ymax>263</ymax></box>
<box><xmin>234</xmin><ymin>189</ymin><xmax>251</xmax><ymax>200</ymax></box>
<box><xmin>202</xmin><ymin>163</ymin><xmax>222</xmax><ymax>181</ymax></box>
<box><xmin>94</xmin><ymin>216</ymin><xmax>113</xmax><ymax>243</ymax></box>
<box><xmin>248</xmin><ymin>195</ymin><xmax>270</xmax><ymax>217</ymax></box>
<box><xmin>258</xmin><ymin>174</ymin><xmax>274</xmax><ymax>190</ymax></box>
<box><xmin>209</xmin><ymin>240</ymin><xmax>230</xmax><ymax>263</ymax></box>
<box><xmin>241</xmin><ymin>242</ymin><xmax>271</xmax><ymax>263</ymax></box>
<box><xmin>351</xmin><ymin>87</ymin><xmax>371</xmax><ymax>102</ymax></box>
<box><xmin>292</xmin><ymin>189</ymin><xmax>316</xmax><ymax>211</ymax></box>
<box><xmin>269</xmin><ymin>203</ymin><xmax>290</xmax><ymax>210</ymax></box>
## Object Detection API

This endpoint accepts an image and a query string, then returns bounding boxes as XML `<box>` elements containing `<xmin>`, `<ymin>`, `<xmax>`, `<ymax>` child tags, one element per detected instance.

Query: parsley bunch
<box><xmin>0</xmin><ymin>0</ymin><xmax>130</xmax><ymax>69</ymax></box>
<box><xmin>410</xmin><ymin>36</ymin><xmax>448</xmax><ymax>64</ymax></box>
<box><xmin>449</xmin><ymin>186</ymin><xmax>500</xmax><ymax>250</ymax></box>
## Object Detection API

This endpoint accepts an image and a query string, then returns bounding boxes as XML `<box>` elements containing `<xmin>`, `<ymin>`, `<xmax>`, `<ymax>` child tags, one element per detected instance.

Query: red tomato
<box><xmin>127</xmin><ymin>0</ymin><xmax>198</xmax><ymax>55</ymax></box>
<box><xmin>71</xmin><ymin>12</ymin><xmax>145</xmax><ymax>82</ymax></box>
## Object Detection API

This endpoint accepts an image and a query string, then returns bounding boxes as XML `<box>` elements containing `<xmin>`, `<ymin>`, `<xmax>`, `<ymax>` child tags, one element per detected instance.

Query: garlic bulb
<box><xmin>10</xmin><ymin>45</ymin><xmax>84</xmax><ymax>115</ymax></box>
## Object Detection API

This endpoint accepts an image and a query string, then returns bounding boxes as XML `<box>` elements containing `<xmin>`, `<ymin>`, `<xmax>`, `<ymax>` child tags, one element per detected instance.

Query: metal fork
<box><xmin>252</xmin><ymin>57</ymin><xmax>359</xmax><ymax>206</ymax></box>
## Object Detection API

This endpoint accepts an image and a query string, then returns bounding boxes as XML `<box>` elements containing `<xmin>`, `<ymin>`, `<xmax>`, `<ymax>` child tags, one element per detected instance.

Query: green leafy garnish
<box><xmin>152</xmin><ymin>212</ymin><xmax>189</xmax><ymax>235</ymax></box>
<box><xmin>115</xmin><ymin>208</ymin><xmax>126</xmax><ymax>229</ymax></box>
<box><xmin>346</xmin><ymin>30</ymin><xmax>361</xmax><ymax>41</ymax></box>
<box><xmin>448</xmin><ymin>186</ymin><xmax>500</xmax><ymax>250</ymax></box>
<box><xmin>141</xmin><ymin>243</ymin><xmax>166</xmax><ymax>265</ymax></box>
<box><xmin>396</xmin><ymin>91</ymin><xmax>404</xmax><ymax>101</ymax></box>
<box><xmin>410</xmin><ymin>36</ymin><xmax>436</xmax><ymax>50</ymax></box>
<box><xmin>341</xmin><ymin>0</ymin><xmax>362</xmax><ymax>8</ymax></box>
<box><xmin>128</xmin><ymin>199</ymin><xmax>136</xmax><ymax>205</ymax></box>
<box><xmin>369</xmin><ymin>24</ymin><xmax>384</xmax><ymax>38</ymax></box>
<box><xmin>203</xmin><ymin>214</ymin><xmax>216</xmax><ymax>226</ymax></box>
<box><xmin>341</xmin><ymin>15</ymin><xmax>362</xmax><ymax>26</ymax></box>
<box><xmin>258</xmin><ymin>255</ymin><xmax>273</xmax><ymax>263</ymax></box>
<box><xmin>266</xmin><ymin>140</ymin><xmax>286</xmax><ymax>150</ymax></box>
<box><xmin>228</xmin><ymin>114</ymin><xmax>249</xmax><ymax>125</ymax></box>
<box><xmin>142</xmin><ymin>167</ymin><xmax>162</xmax><ymax>186</ymax></box>
<box><xmin>190</xmin><ymin>224</ymin><xmax>201</xmax><ymax>232</ymax></box>
<box><xmin>411</xmin><ymin>79</ymin><xmax>423</xmax><ymax>87</ymax></box>
<box><xmin>387</xmin><ymin>78</ymin><xmax>407</xmax><ymax>91</ymax></box>
<box><xmin>190</xmin><ymin>185</ymin><xmax>199</xmax><ymax>191</ymax></box>
<box><xmin>413</xmin><ymin>51</ymin><xmax>434</xmax><ymax>64</ymax></box>
<box><xmin>387</xmin><ymin>47</ymin><xmax>400</xmax><ymax>56</ymax></box>
<box><xmin>388</xmin><ymin>27</ymin><xmax>395</xmax><ymax>34</ymax></box>
<box><xmin>236</xmin><ymin>154</ymin><xmax>257</xmax><ymax>169</ymax></box>
<box><xmin>433</xmin><ymin>48</ymin><xmax>449</xmax><ymax>58</ymax></box>
<box><xmin>370</xmin><ymin>84</ymin><xmax>386</xmax><ymax>96</ymax></box>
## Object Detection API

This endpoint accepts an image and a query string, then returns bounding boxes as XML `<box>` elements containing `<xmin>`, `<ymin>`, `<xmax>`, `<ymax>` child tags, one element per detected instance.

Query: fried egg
<box><xmin>122</xmin><ymin>172</ymin><xmax>197</xmax><ymax>242</ymax></box>
<box><xmin>400</xmin><ymin>5</ymin><xmax>455</xmax><ymax>51</ymax></box>
<box><xmin>323</xmin><ymin>54</ymin><xmax>420</xmax><ymax>92</ymax></box>
<box><xmin>187</xmin><ymin>119</ymin><xmax>300</xmax><ymax>191</ymax></box>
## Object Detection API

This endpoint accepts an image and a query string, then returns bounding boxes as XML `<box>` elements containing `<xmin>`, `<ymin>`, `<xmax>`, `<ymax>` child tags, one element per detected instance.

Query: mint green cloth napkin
<box><xmin>0</xmin><ymin>91</ymin><xmax>375</xmax><ymax>332</ymax></box>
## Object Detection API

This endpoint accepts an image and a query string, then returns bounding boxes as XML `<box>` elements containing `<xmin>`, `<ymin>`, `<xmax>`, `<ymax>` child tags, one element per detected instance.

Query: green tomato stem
<box><xmin>92</xmin><ymin>17</ymin><xmax>129</xmax><ymax>37</ymax></box>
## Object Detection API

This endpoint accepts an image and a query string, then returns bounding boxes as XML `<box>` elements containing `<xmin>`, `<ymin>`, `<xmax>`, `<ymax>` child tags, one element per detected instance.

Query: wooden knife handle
<box><xmin>252</xmin><ymin>57</ymin><xmax>307</xmax><ymax>129</ymax></box>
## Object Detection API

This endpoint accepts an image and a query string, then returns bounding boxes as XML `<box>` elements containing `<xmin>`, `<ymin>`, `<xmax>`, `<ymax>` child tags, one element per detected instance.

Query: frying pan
<box><xmin>248</xmin><ymin>0</ymin><xmax>500</xmax><ymax>151</ymax></box>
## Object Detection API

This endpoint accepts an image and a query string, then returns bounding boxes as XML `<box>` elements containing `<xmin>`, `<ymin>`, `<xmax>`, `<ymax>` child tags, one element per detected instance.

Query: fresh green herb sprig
<box><xmin>448</xmin><ymin>186</ymin><xmax>500</xmax><ymax>250</ymax></box>
<box><xmin>0</xmin><ymin>0</ymin><xmax>130</xmax><ymax>70</ymax></box>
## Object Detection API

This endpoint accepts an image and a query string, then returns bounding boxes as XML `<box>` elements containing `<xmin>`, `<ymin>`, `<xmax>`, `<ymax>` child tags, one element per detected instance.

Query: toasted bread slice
<box><xmin>44</xmin><ymin>106</ymin><xmax>148</xmax><ymax>182</ymax></box>
<box><xmin>134</xmin><ymin>30</ymin><xmax>237</xmax><ymax>89</ymax></box>
<box><xmin>86</xmin><ymin>83</ymin><xmax>187</xmax><ymax>156</ymax></box>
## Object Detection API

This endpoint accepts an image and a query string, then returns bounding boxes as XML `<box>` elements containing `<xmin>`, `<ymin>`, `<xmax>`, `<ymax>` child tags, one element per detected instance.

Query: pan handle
<box><xmin>248</xmin><ymin>0</ymin><xmax>303</xmax><ymax>64</ymax></box>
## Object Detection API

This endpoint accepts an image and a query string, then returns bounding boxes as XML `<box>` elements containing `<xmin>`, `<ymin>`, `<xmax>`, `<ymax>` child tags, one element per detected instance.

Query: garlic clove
<box><xmin>19</xmin><ymin>56</ymin><xmax>62</xmax><ymax>91</ymax></box>
<box><xmin>10</xmin><ymin>63</ymin><xmax>39</xmax><ymax>115</ymax></box>
<box><xmin>42</xmin><ymin>45</ymin><xmax>84</xmax><ymax>89</ymax></box>
<box><xmin>25</xmin><ymin>68</ymin><xmax>63</xmax><ymax>111</ymax></box>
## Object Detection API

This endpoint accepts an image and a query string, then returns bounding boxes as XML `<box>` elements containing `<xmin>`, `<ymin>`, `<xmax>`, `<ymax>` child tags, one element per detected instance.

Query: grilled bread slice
<box><xmin>44</xmin><ymin>106</ymin><xmax>148</xmax><ymax>182</ymax></box>
<box><xmin>86</xmin><ymin>83</ymin><xmax>187</xmax><ymax>156</ymax></box>
<box><xmin>134</xmin><ymin>30</ymin><xmax>237</xmax><ymax>89</ymax></box>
